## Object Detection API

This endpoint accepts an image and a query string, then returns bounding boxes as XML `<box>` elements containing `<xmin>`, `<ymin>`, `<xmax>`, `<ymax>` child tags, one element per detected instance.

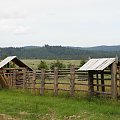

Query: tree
<box><xmin>79</xmin><ymin>59</ymin><xmax>86</xmax><ymax>67</ymax></box>
<box><xmin>38</xmin><ymin>61</ymin><xmax>48</xmax><ymax>70</ymax></box>
<box><xmin>50</xmin><ymin>60</ymin><xmax>66</xmax><ymax>70</ymax></box>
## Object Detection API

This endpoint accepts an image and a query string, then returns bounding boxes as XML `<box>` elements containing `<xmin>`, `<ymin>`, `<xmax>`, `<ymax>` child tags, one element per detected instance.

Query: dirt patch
<box><xmin>0</xmin><ymin>114</ymin><xmax>19</xmax><ymax>120</ymax></box>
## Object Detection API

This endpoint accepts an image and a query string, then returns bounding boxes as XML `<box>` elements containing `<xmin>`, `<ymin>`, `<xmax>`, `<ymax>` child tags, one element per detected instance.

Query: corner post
<box><xmin>111</xmin><ymin>62</ymin><xmax>117</xmax><ymax>99</ymax></box>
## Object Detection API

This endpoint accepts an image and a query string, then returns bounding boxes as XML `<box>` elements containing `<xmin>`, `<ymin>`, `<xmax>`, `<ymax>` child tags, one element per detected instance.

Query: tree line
<box><xmin>0</xmin><ymin>45</ymin><xmax>120</xmax><ymax>60</ymax></box>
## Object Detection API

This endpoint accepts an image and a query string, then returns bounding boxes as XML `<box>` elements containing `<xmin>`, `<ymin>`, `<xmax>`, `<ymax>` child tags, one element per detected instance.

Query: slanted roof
<box><xmin>0</xmin><ymin>56</ymin><xmax>33</xmax><ymax>71</ymax></box>
<box><xmin>79</xmin><ymin>58</ymin><xmax>116</xmax><ymax>71</ymax></box>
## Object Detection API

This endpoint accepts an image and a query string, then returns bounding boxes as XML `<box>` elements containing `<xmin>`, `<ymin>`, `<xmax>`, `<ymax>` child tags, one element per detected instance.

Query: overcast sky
<box><xmin>0</xmin><ymin>0</ymin><xmax>120</xmax><ymax>47</ymax></box>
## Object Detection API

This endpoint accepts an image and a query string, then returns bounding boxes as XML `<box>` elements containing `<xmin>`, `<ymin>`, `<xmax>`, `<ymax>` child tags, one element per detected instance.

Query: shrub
<box><xmin>50</xmin><ymin>60</ymin><xmax>66</xmax><ymax>70</ymax></box>
<box><xmin>38</xmin><ymin>61</ymin><xmax>48</xmax><ymax>70</ymax></box>
<box><xmin>79</xmin><ymin>59</ymin><xmax>86</xmax><ymax>67</ymax></box>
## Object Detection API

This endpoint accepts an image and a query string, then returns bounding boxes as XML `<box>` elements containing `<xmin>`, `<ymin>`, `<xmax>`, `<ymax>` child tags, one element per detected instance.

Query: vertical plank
<box><xmin>70</xmin><ymin>65</ymin><xmax>75</xmax><ymax>96</ymax></box>
<box><xmin>111</xmin><ymin>62</ymin><xmax>117</xmax><ymax>99</ymax></box>
<box><xmin>88</xmin><ymin>71</ymin><xmax>94</xmax><ymax>96</ymax></box>
<box><xmin>13</xmin><ymin>70</ymin><xmax>16</xmax><ymax>88</ymax></box>
<box><xmin>96</xmin><ymin>72</ymin><xmax>99</xmax><ymax>93</ymax></box>
<box><xmin>32</xmin><ymin>70</ymin><xmax>36</xmax><ymax>94</ymax></box>
<box><xmin>22</xmin><ymin>68</ymin><xmax>27</xmax><ymax>89</ymax></box>
<box><xmin>40</xmin><ymin>69</ymin><xmax>45</xmax><ymax>95</ymax></box>
<box><xmin>54</xmin><ymin>67</ymin><xmax>58</xmax><ymax>95</ymax></box>
<box><xmin>101</xmin><ymin>70</ymin><xmax>105</xmax><ymax>92</ymax></box>
<box><xmin>118</xmin><ymin>66</ymin><xmax>120</xmax><ymax>96</ymax></box>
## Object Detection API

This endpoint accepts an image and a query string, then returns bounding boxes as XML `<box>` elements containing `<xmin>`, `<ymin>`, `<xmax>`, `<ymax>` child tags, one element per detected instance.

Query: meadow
<box><xmin>0</xmin><ymin>59</ymin><xmax>119</xmax><ymax>120</ymax></box>
<box><xmin>0</xmin><ymin>89</ymin><xmax>120</xmax><ymax>120</ymax></box>
<box><xmin>22</xmin><ymin>59</ymin><xmax>81</xmax><ymax>70</ymax></box>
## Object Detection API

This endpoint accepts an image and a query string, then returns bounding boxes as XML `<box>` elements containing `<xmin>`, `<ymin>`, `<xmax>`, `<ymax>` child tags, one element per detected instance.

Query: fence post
<box><xmin>22</xmin><ymin>68</ymin><xmax>27</xmax><ymax>89</ymax></box>
<box><xmin>54</xmin><ymin>67</ymin><xmax>58</xmax><ymax>95</ymax></box>
<box><xmin>96</xmin><ymin>72</ymin><xmax>99</xmax><ymax>92</ymax></box>
<box><xmin>32</xmin><ymin>70</ymin><xmax>36</xmax><ymax>94</ymax></box>
<box><xmin>88</xmin><ymin>71</ymin><xmax>94</xmax><ymax>96</ymax></box>
<box><xmin>111</xmin><ymin>62</ymin><xmax>117</xmax><ymax>99</ymax></box>
<box><xmin>118</xmin><ymin>66</ymin><xmax>120</xmax><ymax>96</ymax></box>
<box><xmin>13</xmin><ymin>70</ymin><xmax>17</xmax><ymax>88</ymax></box>
<box><xmin>101</xmin><ymin>70</ymin><xmax>105</xmax><ymax>92</ymax></box>
<box><xmin>70</xmin><ymin>65</ymin><xmax>75</xmax><ymax>96</ymax></box>
<box><xmin>40</xmin><ymin>69</ymin><xmax>45</xmax><ymax>95</ymax></box>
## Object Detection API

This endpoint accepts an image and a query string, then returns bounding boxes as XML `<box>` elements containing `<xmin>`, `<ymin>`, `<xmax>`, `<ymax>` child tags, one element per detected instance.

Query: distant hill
<box><xmin>81</xmin><ymin>45</ymin><xmax>120</xmax><ymax>51</ymax></box>
<box><xmin>0</xmin><ymin>45</ymin><xmax>120</xmax><ymax>59</ymax></box>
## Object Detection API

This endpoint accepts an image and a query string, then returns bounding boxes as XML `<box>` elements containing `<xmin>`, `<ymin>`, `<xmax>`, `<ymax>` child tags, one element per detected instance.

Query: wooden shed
<box><xmin>79</xmin><ymin>58</ymin><xmax>120</xmax><ymax>99</ymax></box>
<box><xmin>0</xmin><ymin>56</ymin><xmax>33</xmax><ymax>88</ymax></box>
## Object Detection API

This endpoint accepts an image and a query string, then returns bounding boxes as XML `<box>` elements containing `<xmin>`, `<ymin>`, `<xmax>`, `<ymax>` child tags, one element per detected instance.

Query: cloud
<box><xmin>14</xmin><ymin>26</ymin><xmax>30</xmax><ymax>35</ymax></box>
<box><xmin>0</xmin><ymin>0</ymin><xmax>120</xmax><ymax>47</ymax></box>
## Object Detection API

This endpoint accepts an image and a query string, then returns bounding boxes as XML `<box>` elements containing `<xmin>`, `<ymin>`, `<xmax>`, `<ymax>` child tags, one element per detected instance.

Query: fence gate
<box><xmin>0</xmin><ymin>68</ymin><xmax>28</xmax><ymax>88</ymax></box>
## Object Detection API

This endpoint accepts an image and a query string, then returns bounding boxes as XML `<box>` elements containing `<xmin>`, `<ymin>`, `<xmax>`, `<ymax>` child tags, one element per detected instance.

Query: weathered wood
<box><xmin>94</xmin><ymin>91</ymin><xmax>111</xmax><ymax>95</ymax></box>
<box><xmin>12</xmin><ymin>70</ymin><xmax>17</xmax><ymax>88</ymax></box>
<box><xmin>101</xmin><ymin>71</ymin><xmax>105</xmax><ymax>92</ymax></box>
<box><xmin>118</xmin><ymin>66</ymin><xmax>120</xmax><ymax>96</ymax></box>
<box><xmin>54</xmin><ymin>67</ymin><xmax>58</xmax><ymax>95</ymax></box>
<box><xmin>88</xmin><ymin>71</ymin><xmax>94</xmax><ymax>96</ymax></box>
<box><xmin>96</xmin><ymin>72</ymin><xmax>99</xmax><ymax>92</ymax></box>
<box><xmin>93</xmin><ymin>84</ymin><xmax>111</xmax><ymax>87</ymax></box>
<box><xmin>22</xmin><ymin>69</ymin><xmax>27</xmax><ymax>89</ymax></box>
<box><xmin>111</xmin><ymin>62</ymin><xmax>117</xmax><ymax>99</ymax></box>
<box><xmin>32</xmin><ymin>70</ymin><xmax>36</xmax><ymax>94</ymax></box>
<box><xmin>40</xmin><ymin>69</ymin><xmax>45</xmax><ymax>95</ymax></box>
<box><xmin>70</xmin><ymin>65</ymin><xmax>75</xmax><ymax>96</ymax></box>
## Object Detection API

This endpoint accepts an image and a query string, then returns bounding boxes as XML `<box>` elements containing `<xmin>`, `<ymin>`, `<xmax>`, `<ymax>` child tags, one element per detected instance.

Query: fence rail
<box><xmin>1</xmin><ymin>65</ymin><xmax>120</xmax><ymax>98</ymax></box>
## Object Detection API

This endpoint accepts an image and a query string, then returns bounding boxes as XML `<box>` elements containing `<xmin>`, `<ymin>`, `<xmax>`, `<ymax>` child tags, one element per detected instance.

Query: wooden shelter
<box><xmin>79</xmin><ymin>57</ymin><xmax>120</xmax><ymax>99</ymax></box>
<box><xmin>0</xmin><ymin>56</ymin><xmax>33</xmax><ymax>88</ymax></box>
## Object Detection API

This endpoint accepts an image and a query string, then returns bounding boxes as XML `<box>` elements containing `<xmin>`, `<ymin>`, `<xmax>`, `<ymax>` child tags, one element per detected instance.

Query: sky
<box><xmin>0</xmin><ymin>0</ymin><xmax>120</xmax><ymax>47</ymax></box>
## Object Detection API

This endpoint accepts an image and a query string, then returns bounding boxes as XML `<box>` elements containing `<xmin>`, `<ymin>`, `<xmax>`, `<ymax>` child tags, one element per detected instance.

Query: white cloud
<box><xmin>0</xmin><ymin>0</ymin><xmax>120</xmax><ymax>47</ymax></box>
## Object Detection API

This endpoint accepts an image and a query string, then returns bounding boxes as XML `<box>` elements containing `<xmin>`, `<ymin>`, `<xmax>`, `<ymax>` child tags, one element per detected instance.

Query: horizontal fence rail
<box><xmin>1</xmin><ymin>65</ymin><xmax>120</xmax><ymax>99</ymax></box>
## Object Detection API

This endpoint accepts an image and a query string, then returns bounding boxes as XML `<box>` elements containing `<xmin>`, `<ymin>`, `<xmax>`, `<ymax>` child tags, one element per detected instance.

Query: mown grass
<box><xmin>0</xmin><ymin>89</ymin><xmax>120</xmax><ymax>120</ymax></box>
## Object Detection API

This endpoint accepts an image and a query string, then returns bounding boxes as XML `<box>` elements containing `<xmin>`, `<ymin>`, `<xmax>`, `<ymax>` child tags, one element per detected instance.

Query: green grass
<box><xmin>22</xmin><ymin>59</ymin><xmax>81</xmax><ymax>70</ymax></box>
<box><xmin>0</xmin><ymin>89</ymin><xmax>120</xmax><ymax>120</ymax></box>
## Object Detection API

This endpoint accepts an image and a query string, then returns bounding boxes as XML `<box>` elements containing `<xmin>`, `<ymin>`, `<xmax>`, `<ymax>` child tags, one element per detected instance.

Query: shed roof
<box><xmin>79</xmin><ymin>58</ymin><xmax>116</xmax><ymax>71</ymax></box>
<box><xmin>0</xmin><ymin>56</ymin><xmax>33</xmax><ymax>71</ymax></box>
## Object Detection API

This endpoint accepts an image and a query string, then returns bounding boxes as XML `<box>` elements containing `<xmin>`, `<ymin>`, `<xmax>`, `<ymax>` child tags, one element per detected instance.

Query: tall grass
<box><xmin>0</xmin><ymin>89</ymin><xmax>120</xmax><ymax>120</ymax></box>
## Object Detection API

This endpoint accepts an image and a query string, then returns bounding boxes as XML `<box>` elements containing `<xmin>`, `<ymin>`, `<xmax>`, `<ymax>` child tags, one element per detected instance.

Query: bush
<box><xmin>38</xmin><ymin>61</ymin><xmax>48</xmax><ymax>70</ymax></box>
<box><xmin>50</xmin><ymin>60</ymin><xmax>66</xmax><ymax>70</ymax></box>
<box><xmin>79</xmin><ymin>59</ymin><xmax>86</xmax><ymax>67</ymax></box>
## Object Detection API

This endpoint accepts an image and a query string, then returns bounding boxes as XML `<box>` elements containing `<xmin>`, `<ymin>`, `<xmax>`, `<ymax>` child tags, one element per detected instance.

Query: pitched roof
<box><xmin>79</xmin><ymin>58</ymin><xmax>116</xmax><ymax>71</ymax></box>
<box><xmin>0</xmin><ymin>56</ymin><xmax>33</xmax><ymax>71</ymax></box>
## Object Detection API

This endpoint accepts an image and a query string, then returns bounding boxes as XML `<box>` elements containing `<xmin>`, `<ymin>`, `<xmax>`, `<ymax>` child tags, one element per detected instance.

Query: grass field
<box><xmin>0</xmin><ymin>89</ymin><xmax>120</xmax><ymax>120</ymax></box>
<box><xmin>22</xmin><ymin>59</ymin><xmax>81</xmax><ymax>70</ymax></box>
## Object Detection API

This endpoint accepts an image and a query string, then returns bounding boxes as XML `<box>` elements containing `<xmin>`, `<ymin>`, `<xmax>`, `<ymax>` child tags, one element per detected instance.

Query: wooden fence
<box><xmin>1</xmin><ymin>65</ymin><xmax>120</xmax><ymax>98</ymax></box>
<box><xmin>26</xmin><ymin>65</ymin><xmax>89</xmax><ymax>96</ymax></box>
<box><xmin>25</xmin><ymin>66</ymin><xmax>120</xmax><ymax>98</ymax></box>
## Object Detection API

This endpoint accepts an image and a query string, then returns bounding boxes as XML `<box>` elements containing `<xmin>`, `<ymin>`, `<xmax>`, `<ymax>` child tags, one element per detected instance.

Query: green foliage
<box><xmin>67</xmin><ymin>63</ymin><xmax>72</xmax><ymax>68</ymax></box>
<box><xmin>50</xmin><ymin>60</ymin><xmax>66</xmax><ymax>69</ymax></box>
<box><xmin>0</xmin><ymin>45</ymin><xmax>119</xmax><ymax>59</ymax></box>
<box><xmin>37</xmin><ymin>61</ymin><xmax>48</xmax><ymax>70</ymax></box>
<box><xmin>79</xmin><ymin>59</ymin><xmax>86</xmax><ymax>67</ymax></box>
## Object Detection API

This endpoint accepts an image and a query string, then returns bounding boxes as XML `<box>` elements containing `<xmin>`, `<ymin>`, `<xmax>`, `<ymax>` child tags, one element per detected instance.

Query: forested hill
<box><xmin>0</xmin><ymin>45</ymin><xmax>120</xmax><ymax>59</ymax></box>
<box><xmin>82</xmin><ymin>45</ymin><xmax>120</xmax><ymax>51</ymax></box>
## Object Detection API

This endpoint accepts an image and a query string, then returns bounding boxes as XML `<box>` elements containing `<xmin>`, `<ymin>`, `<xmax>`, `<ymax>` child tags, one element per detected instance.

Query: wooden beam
<box><xmin>101</xmin><ymin>71</ymin><xmax>105</xmax><ymax>92</ymax></box>
<box><xmin>111</xmin><ymin>62</ymin><xmax>117</xmax><ymax>99</ymax></box>
<box><xmin>70</xmin><ymin>65</ymin><xmax>75</xmax><ymax>96</ymax></box>
<box><xmin>40</xmin><ymin>69</ymin><xmax>45</xmax><ymax>95</ymax></box>
<box><xmin>88</xmin><ymin>71</ymin><xmax>94</xmax><ymax>96</ymax></box>
<box><xmin>54</xmin><ymin>67</ymin><xmax>58</xmax><ymax>95</ymax></box>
